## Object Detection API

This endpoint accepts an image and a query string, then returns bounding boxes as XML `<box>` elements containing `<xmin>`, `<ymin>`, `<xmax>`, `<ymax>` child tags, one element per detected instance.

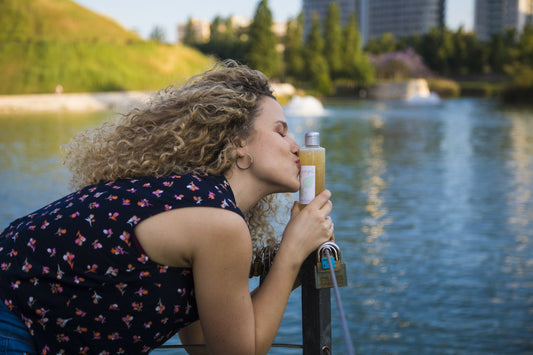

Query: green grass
<box><xmin>0</xmin><ymin>0</ymin><xmax>214</xmax><ymax>94</ymax></box>
<box><xmin>458</xmin><ymin>81</ymin><xmax>505</xmax><ymax>98</ymax></box>
<box><xmin>427</xmin><ymin>78</ymin><xmax>461</xmax><ymax>98</ymax></box>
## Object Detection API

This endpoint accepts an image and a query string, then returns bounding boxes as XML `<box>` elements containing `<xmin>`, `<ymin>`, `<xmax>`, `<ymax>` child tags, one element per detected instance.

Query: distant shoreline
<box><xmin>0</xmin><ymin>91</ymin><xmax>153</xmax><ymax>114</ymax></box>
<box><xmin>0</xmin><ymin>84</ymin><xmax>296</xmax><ymax>114</ymax></box>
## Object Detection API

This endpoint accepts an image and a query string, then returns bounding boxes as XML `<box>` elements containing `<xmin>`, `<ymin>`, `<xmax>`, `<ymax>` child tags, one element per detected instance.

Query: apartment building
<box><xmin>302</xmin><ymin>0</ymin><xmax>445</xmax><ymax>43</ymax></box>
<box><xmin>475</xmin><ymin>0</ymin><xmax>533</xmax><ymax>41</ymax></box>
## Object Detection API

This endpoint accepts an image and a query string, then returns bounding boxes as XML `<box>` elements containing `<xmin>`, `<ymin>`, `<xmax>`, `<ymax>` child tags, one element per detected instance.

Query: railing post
<box><xmin>301</xmin><ymin>251</ymin><xmax>331</xmax><ymax>354</ymax></box>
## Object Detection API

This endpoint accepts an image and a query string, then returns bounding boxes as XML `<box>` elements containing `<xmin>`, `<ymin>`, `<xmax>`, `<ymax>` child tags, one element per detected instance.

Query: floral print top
<box><xmin>0</xmin><ymin>173</ymin><xmax>245</xmax><ymax>354</ymax></box>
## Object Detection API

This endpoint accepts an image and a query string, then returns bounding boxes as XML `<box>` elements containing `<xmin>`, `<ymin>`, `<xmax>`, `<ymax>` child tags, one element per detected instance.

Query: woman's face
<box><xmin>242</xmin><ymin>96</ymin><xmax>301</xmax><ymax>194</ymax></box>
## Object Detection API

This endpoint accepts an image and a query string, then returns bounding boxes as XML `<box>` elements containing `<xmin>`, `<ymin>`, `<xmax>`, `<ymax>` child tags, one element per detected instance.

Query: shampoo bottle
<box><xmin>299</xmin><ymin>131</ymin><xmax>325</xmax><ymax>208</ymax></box>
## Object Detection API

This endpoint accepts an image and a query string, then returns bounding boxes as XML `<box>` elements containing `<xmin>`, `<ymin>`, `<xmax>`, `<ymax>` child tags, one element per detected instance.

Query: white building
<box><xmin>177</xmin><ymin>16</ymin><xmax>285</xmax><ymax>44</ymax></box>
<box><xmin>177</xmin><ymin>18</ymin><xmax>211</xmax><ymax>43</ymax></box>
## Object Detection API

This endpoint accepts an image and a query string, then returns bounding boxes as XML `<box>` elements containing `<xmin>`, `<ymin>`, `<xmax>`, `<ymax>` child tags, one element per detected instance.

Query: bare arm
<box><xmin>137</xmin><ymin>190</ymin><xmax>333</xmax><ymax>353</ymax></box>
<box><xmin>177</xmin><ymin>190</ymin><xmax>334</xmax><ymax>354</ymax></box>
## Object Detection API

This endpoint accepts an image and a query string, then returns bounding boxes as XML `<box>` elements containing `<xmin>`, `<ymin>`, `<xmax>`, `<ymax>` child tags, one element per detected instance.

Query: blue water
<box><xmin>1</xmin><ymin>98</ymin><xmax>532</xmax><ymax>354</ymax></box>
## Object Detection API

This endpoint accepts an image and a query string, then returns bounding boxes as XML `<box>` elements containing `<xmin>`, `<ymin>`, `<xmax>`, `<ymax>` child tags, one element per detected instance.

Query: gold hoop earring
<box><xmin>236</xmin><ymin>153</ymin><xmax>254</xmax><ymax>170</ymax></box>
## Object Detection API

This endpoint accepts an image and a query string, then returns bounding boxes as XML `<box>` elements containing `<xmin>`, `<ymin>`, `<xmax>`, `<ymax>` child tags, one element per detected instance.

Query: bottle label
<box><xmin>299</xmin><ymin>165</ymin><xmax>316</xmax><ymax>204</ymax></box>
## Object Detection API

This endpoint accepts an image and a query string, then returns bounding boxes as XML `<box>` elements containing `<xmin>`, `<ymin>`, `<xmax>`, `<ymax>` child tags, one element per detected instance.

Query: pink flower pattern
<box><xmin>0</xmin><ymin>174</ymin><xmax>244</xmax><ymax>354</ymax></box>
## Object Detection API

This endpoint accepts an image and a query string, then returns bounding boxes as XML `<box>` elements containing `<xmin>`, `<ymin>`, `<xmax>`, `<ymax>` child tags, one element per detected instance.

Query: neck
<box><xmin>224</xmin><ymin>167</ymin><xmax>269</xmax><ymax>214</ymax></box>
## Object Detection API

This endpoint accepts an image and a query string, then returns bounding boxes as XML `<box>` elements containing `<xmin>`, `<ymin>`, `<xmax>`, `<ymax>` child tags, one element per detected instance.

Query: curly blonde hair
<box><xmin>62</xmin><ymin>60</ymin><xmax>287</xmax><ymax>259</ymax></box>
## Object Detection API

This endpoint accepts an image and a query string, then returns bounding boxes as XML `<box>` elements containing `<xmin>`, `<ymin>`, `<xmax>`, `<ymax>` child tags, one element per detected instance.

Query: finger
<box><xmin>320</xmin><ymin>200</ymin><xmax>333</xmax><ymax>216</ymax></box>
<box><xmin>322</xmin><ymin>215</ymin><xmax>334</xmax><ymax>239</ymax></box>
<box><xmin>307</xmin><ymin>189</ymin><xmax>332</xmax><ymax>209</ymax></box>
<box><xmin>290</xmin><ymin>200</ymin><xmax>303</xmax><ymax>217</ymax></box>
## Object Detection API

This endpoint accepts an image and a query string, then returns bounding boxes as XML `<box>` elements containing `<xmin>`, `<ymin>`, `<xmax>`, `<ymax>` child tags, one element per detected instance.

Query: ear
<box><xmin>236</xmin><ymin>145</ymin><xmax>247</xmax><ymax>158</ymax></box>
<box><xmin>235</xmin><ymin>138</ymin><xmax>248</xmax><ymax>155</ymax></box>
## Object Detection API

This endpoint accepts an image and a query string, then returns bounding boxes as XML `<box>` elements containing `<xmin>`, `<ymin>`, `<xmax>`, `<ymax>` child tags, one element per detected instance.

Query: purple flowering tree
<box><xmin>369</xmin><ymin>48</ymin><xmax>432</xmax><ymax>80</ymax></box>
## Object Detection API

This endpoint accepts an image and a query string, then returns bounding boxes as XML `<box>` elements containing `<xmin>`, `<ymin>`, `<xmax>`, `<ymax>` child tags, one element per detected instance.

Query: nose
<box><xmin>290</xmin><ymin>137</ymin><xmax>300</xmax><ymax>154</ymax></box>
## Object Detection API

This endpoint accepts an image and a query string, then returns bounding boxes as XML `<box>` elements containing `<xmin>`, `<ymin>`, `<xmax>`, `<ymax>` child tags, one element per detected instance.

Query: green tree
<box><xmin>488</xmin><ymin>33</ymin><xmax>507</xmax><ymax>73</ymax></box>
<box><xmin>195</xmin><ymin>16</ymin><xmax>247</xmax><ymax>63</ymax></box>
<box><xmin>209</xmin><ymin>16</ymin><xmax>225</xmax><ymax>45</ymax></box>
<box><xmin>365</xmin><ymin>32</ymin><xmax>396</xmax><ymax>54</ymax></box>
<box><xmin>149</xmin><ymin>26</ymin><xmax>166</xmax><ymax>43</ymax></box>
<box><xmin>419</xmin><ymin>28</ymin><xmax>454</xmax><ymax>75</ymax></box>
<box><xmin>247</xmin><ymin>0</ymin><xmax>280</xmax><ymax>77</ymax></box>
<box><xmin>324</xmin><ymin>2</ymin><xmax>343</xmax><ymax>79</ymax></box>
<box><xmin>450</xmin><ymin>27</ymin><xmax>469</xmax><ymax>75</ymax></box>
<box><xmin>283</xmin><ymin>13</ymin><xmax>305</xmax><ymax>81</ymax></box>
<box><xmin>182</xmin><ymin>18</ymin><xmax>198</xmax><ymax>46</ymax></box>
<box><xmin>342</xmin><ymin>12</ymin><xmax>374</xmax><ymax>86</ymax></box>
<box><xmin>518</xmin><ymin>24</ymin><xmax>533</xmax><ymax>67</ymax></box>
<box><xmin>463</xmin><ymin>32</ymin><xmax>486</xmax><ymax>74</ymax></box>
<box><xmin>305</xmin><ymin>12</ymin><xmax>331</xmax><ymax>94</ymax></box>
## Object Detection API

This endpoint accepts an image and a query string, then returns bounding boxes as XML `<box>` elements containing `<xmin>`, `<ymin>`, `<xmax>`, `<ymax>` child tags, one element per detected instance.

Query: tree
<box><xmin>342</xmin><ymin>12</ymin><xmax>374</xmax><ymax>86</ymax></box>
<box><xmin>283</xmin><ymin>13</ymin><xmax>306</xmax><ymax>81</ymax></box>
<box><xmin>324</xmin><ymin>2</ymin><xmax>343</xmax><ymax>79</ymax></box>
<box><xmin>305</xmin><ymin>12</ymin><xmax>331</xmax><ymax>94</ymax></box>
<box><xmin>149</xmin><ymin>26</ymin><xmax>166</xmax><ymax>43</ymax></box>
<box><xmin>450</xmin><ymin>27</ymin><xmax>469</xmax><ymax>75</ymax></box>
<box><xmin>488</xmin><ymin>33</ymin><xmax>507</xmax><ymax>73</ymax></box>
<box><xmin>518</xmin><ymin>24</ymin><xmax>533</xmax><ymax>67</ymax></box>
<box><xmin>195</xmin><ymin>16</ymin><xmax>247</xmax><ymax>63</ymax></box>
<box><xmin>247</xmin><ymin>0</ymin><xmax>280</xmax><ymax>77</ymax></box>
<box><xmin>463</xmin><ymin>32</ymin><xmax>486</xmax><ymax>74</ymax></box>
<box><xmin>365</xmin><ymin>32</ymin><xmax>396</xmax><ymax>54</ymax></box>
<box><xmin>419</xmin><ymin>28</ymin><xmax>454</xmax><ymax>75</ymax></box>
<box><xmin>182</xmin><ymin>18</ymin><xmax>198</xmax><ymax>46</ymax></box>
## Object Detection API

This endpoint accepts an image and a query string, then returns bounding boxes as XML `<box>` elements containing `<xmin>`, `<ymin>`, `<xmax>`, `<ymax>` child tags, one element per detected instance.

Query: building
<box><xmin>302</xmin><ymin>0</ymin><xmax>359</xmax><ymax>38</ymax></box>
<box><xmin>475</xmin><ymin>0</ymin><xmax>533</xmax><ymax>41</ymax></box>
<box><xmin>365</xmin><ymin>0</ymin><xmax>445</xmax><ymax>40</ymax></box>
<box><xmin>177</xmin><ymin>18</ymin><xmax>211</xmax><ymax>43</ymax></box>
<box><xmin>177</xmin><ymin>16</ymin><xmax>285</xmax><ymax>44</ymax></box>
<box><xmin>302</xmin><ymin>0</ymin><xmax>445</xmax><ymax>43</ymax></box>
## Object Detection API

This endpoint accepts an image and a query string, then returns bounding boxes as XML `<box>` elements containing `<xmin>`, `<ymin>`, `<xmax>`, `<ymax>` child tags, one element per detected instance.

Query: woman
<box><xmin>0</xmin><ymin>60</ymin><xmax>334</xmax><ymax>354</ymax></box>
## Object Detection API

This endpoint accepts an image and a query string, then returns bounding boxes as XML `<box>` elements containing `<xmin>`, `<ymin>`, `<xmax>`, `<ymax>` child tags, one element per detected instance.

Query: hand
<box><xmin>280</xmin><ymin>189</ymin><xmax>334</xmax><ymax>264</ymax></box>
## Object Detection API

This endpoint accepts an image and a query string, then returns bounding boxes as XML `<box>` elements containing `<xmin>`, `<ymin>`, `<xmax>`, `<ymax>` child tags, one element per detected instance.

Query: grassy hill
<box><xmin>0</xmin><ymin>0</ymin><xmax>214</xmax><ymax>94</ymax></box>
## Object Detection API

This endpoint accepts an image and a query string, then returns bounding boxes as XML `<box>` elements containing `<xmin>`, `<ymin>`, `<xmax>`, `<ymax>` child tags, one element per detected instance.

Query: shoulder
<box><xmin>135</xmin><ymin>205</ymin><xmax>250</xmax><ymax>268</ymax></box>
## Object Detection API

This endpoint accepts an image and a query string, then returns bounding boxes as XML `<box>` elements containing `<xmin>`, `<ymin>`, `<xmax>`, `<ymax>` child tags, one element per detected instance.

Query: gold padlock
<box><xmin>314</xmin><ymin>242</ymin><xmax>348</xmax><ymax>289</ymax></box>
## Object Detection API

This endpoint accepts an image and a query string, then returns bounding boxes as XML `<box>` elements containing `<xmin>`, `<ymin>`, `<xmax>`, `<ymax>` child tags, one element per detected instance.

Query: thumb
<box><xmin>291</xmin><ymin>201</ymin><xmax>302</xmax><ymax>218</ymax></box>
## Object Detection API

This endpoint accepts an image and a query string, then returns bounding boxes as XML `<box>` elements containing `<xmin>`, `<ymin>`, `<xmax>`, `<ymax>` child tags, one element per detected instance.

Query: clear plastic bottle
<box><xmin>299</xmin><ymin>131</ymin><xmax>325</xmax><ymax>208</ymax></box>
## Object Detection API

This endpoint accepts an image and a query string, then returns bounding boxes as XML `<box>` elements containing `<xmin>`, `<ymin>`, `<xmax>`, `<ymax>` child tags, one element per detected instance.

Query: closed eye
<box><xmin>275</xmin><ymin>121</ymin><xmax>288</xmax><ymax>137</ymax></box>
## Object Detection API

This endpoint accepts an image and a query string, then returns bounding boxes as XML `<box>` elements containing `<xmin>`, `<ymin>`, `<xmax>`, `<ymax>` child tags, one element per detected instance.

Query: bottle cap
<box><xmin>305</xmin><ymin>131</ymin><xmax>320</xmax><ymax>146</ymax></box>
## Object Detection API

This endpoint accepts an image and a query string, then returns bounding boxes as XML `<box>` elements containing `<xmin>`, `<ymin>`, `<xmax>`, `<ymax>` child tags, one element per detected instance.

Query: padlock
<box><xmin>314</xmin><ymin>241</ymin><xmax>348</xmax><ymax>289</ymax></box>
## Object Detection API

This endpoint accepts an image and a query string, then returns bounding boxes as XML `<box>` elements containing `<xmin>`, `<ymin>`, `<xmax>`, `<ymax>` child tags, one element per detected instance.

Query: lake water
<box><xmin>1</xmin><ymin>98</ymin><xmax>532</xmax><ymax>354</ymax></box>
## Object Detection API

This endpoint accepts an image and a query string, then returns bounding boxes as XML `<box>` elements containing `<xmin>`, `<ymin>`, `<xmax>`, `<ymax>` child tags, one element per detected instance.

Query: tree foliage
<box><xmin>188</xmin><ymin>1</ymin><xmax>373</xmax><ymax>94</ymax></box>
<box><xmin>182</xmin><ymin>18</ymin><xmax>198</xmax><ymax>47</ymax></box>
<box><xmin>247</xmin><ymin>0</ymin><xmax>280</xmax><ymax>77</ymax></box>
<box><xmin>149</xmin><ymin>26</ymin><xmax>166</xmax><ymax>43</ymax></box>
<box><xmin>305</xmin><ymin>12</ymin><xmax>332</xmax><ymax>95</ymax></box>
<box><xmin>283</xmin><ymin>13</ymin><xmax>306</xmax><ymax>82</ymax></box>
<box><xmin>342</xmin><ymin>12</ymin><xmax>374</xmax><ymax>86</ymax></box>
<box><xmin>193</xmin><ymin>16</ymin><xmax>248</xmax><ymax>63</ymax></box>
<box><xmin>324</xmin><ymin>2</ymin><xmax>343</xmax><ymax>79</ymax></box>
<box><xmin>364</xmin><ymin>24</ymin><xmax>533</xmax><ymax>79</ymax></box>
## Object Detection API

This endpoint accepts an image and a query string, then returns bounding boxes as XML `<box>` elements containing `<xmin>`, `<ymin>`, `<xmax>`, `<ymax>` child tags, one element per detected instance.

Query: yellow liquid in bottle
<box><xmin>299</xmin><ymin>146</ymin><xmax>325</xmax><ymax>209</ymax></box>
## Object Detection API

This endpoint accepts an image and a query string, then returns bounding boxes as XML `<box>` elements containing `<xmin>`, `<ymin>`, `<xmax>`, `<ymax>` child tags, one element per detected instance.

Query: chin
<box><xmin>274</xmin><ymin>182</ymin><xmax>299</xmax><ymax>194</ymax></box>
<box><xmin>288</xmin><ymin>180</ymin><xmax>300</xmax><ymax>193</ymax></box>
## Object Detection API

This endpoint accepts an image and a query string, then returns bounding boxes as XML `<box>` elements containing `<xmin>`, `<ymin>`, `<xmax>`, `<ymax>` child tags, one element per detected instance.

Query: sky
<box><xmin>73</xmin><ymin>0</ymin><xmax>475</xmax><ymax>43</ymax></box>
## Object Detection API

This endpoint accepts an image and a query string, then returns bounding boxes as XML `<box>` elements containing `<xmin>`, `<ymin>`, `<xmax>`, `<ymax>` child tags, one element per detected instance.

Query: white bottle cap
<box><xmin>305</xmin><ymin>131</ymin><xmax>320</xmax><ymax>146</ymax></box>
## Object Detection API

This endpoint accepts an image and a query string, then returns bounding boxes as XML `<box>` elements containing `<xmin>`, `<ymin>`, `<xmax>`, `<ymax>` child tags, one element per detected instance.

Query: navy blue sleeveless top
<box><xmin>0</xmin><ymin>173</ymin><xmax>245</xmax><ymax>354</ymax></box>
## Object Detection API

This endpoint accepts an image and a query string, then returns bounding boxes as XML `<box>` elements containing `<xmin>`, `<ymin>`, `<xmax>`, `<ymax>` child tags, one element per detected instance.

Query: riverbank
<box><xmin>0</xmin><ymin>91</ymin><xmax>153</xmax><ymax>114</ymax></box>
<box><xmin>0</xmin><ymin>83</ymin><xmax>297</xmax><ymax>114</ymax></box>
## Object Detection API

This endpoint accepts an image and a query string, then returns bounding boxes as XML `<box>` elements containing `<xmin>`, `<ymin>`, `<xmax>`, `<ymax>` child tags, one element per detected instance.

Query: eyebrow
<box><xmin>276</xmin><ymin>120</ymin><xmax>288</xmax><ymax>131</ymax></box>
